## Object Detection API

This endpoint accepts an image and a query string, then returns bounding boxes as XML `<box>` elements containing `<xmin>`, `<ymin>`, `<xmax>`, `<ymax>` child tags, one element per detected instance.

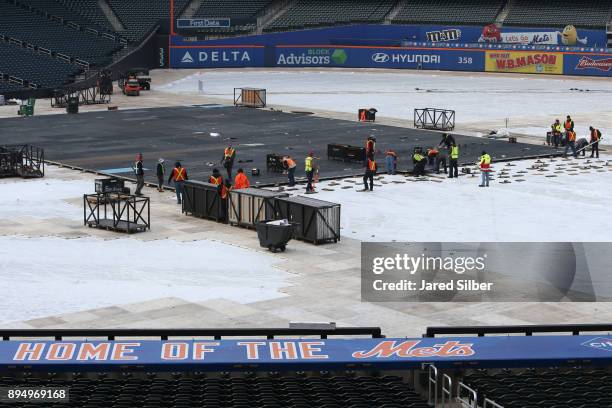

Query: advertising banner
<box><xmin>275</xmin><ymin>46</ymin><xmax>484</xmax><ymax>71</ymax></box>
<box><xmin>564</xmin><ymin>53</ymin><xmax>612</xmax><ymax>77</ymax></box>
<box><xmin>176</xmin><ymin>18</ymin><xmax>231</xmax><ymax>29</ymax></box>
<box><xmin>2</xmin><ymin>336</ymin><xmax>612</xmax><ymax>369</ymax></box>
<box><xmin>170</xmin><ymin>46</ymin><xmax>264</xmax><ymax>68</ymax></box>
<box><xmin>485</xmin><ymin>50</ymin><xmax>563</xmax><ymax>74</ymax></box>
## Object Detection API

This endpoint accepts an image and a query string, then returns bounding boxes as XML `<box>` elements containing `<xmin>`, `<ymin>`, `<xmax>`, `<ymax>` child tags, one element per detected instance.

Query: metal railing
<box><xmin>425</xmin><ymin>363</ymin><xmax>438</xmax><ymax>406</ymax></box>
<box><xmin>441</xmin><ymin>374</ymin><xmax>453</xmax><ymax>407</ymax></box>
<box><xmin>425</xmin><ymin>323</ymin><xmax>612</xmax><ymax>337</ymax></box>
<box><xmin>0</xmin><ymin>327</ymin><xmax>384</xmax><ymax>341</ymax></box>
<box><xmin>484</xmin><ymin>398</ymin><xmax>505</xmax><ymax>408</ymax></box>
<box><xmin>457</xmin><ymin>382</ymin><xmax>477</xmax><ymax>408</ymax></box>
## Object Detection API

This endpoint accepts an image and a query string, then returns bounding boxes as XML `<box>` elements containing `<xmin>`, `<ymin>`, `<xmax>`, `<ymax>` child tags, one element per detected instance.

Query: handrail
<box><xmin>457</xmin><ymin>382</ymin><xmax>477</xmax><ymax>408</ymax></box>
<box><xmin>484</xmin><ymin>398</ymin><xmax>505</xmax><ymax>408</ymax></box>
<box><xmin>425</xmin><ymin>323</ymin><xmax>612</xmax><ymax>337</ymax></box>
<box><xmin>441</xmin><ymin>373</ymin><xmax>452</xmax><ymax>407</ymax></box>
<box><xmin>0</xmin><ymin>327</ymin><xmax>384</xmax><ymax>341</ymax></box>
<box><xmin>424</xmin><ymin>363</ymin><xmax>438</xmax><ymax>406</ymax></box>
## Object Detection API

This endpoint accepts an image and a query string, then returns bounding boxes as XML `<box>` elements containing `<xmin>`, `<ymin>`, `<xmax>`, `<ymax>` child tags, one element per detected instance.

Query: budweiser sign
<box><xmin>575</xmin><ymin>56</ymin><xmax>612</xmax><ymax>72</ymax></box>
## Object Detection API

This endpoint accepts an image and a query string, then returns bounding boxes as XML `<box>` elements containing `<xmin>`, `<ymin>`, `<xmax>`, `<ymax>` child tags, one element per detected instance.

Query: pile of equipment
<box><xmin>0</xmin><ymin>144</ymin><xmax>44</xmax><ymax>178</ymax></box>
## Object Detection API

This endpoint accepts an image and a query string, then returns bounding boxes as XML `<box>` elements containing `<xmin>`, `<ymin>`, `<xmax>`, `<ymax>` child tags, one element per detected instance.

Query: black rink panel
<box><xmin>0</xmin><ymin>105</ymin><xmax>560</xmax><ymax>186</ymax></box>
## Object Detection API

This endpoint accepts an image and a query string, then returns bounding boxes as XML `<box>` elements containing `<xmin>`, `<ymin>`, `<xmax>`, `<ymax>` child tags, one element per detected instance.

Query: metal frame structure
<box><xmin>51</xmin><ymin>85</ymin><xmax>111</xmax><ymax>108</ymax></box>
<box><xmin>414</xmin><ymin>108</ymin><xmax>455</xmax><ymax>131</ymax></box>
<box><xmin>425</xmin><ymin>323</ymin><xmax>612</xmax><ymax>337</ymax></box>
<box><xmin>457</xmin><ymin>382</ymin><xmax>478</xmax><ymax>408</ymax></box>
<box><xmin>84</xmin><ymin>193</ymin><xmax>150</xmax><ymax>233</ymax></box>
<box><xmin>234</xmin><ymin>87</ymin><xmax>266</xmax><ymax>108</ymax></box>
<box><xmin>0</xmin><ymin>327</ymin><xmax>383</xmax><ymax>341</ymax></box>
<box><xmin>0</xmin><ymin>144</ymin><xmax>44</xmax><ymax>178</ymax></box>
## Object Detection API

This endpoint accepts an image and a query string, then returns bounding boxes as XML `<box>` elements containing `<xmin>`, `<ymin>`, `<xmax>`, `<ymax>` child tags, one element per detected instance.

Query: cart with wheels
<box><xmin>255</xmin><ymin>220</ymin><xmax>295</xmax><ymax>252</ymax></box>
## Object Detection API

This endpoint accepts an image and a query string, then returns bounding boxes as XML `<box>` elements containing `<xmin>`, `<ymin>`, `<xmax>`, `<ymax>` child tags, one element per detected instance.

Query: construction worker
<box><xmin>564</xmin><ymin>115</ymin><xmax>574</xmax><ymax>132</ymax></box>
<box><xmin>133</xmin><ymin>153</ymin><xmax>145</xmax><ymax>196</ymax></box>
<box><xmin>156</xmin><ymin>158</ymin><xmax>166</xmax><ymax>192</ymax></box>
<box><xmin>233</xmin><ymin>168</ymin><xmax>250</xmax><ymax>189</ymax></box>
<box><xmin>365</xmin><ymin>136</ymin><xmax>376</xmax><ymax>157</ymax></box>
<box><xmin>478</xmin><ymin>151</ymin><xmax>491</xmax><ymax>187</ymax></box>
<box><xmin>576</xmin><ymin>137</ymin><xmax>588</xmax><ymax>157</ymax></box>
<box><xmin>564</xmin><ymin>129</ymin><xmax>577</xmax><ymax>158</ymax></box>
<box><xmin>412</xmin><ymin>149</ymin><xmax>427</xmax><ymax>176</ymax></box>
<box><xmin>209</xmin><ymin>168</ymin><xmax>228</xmax><ymax>202</ymax></box>
<box><xmin>385</xmin><ymin>150</ymin><xmax>397</xmax><ymax>175</ymax></box>
<box><xmin>362</xmin><ymin>153</ymin><xmax>376</xmax><ymax>192</ymax></box>
<box><xmin>305</xmin><ymin>151</ymin><xmax>315</xmax><ymax>193</ymax></box>
<box><xmin>221</xmin><ymin>144</ymin><xmax>236</xmax><ymax>180</ymax></box>
<box><xmin>283</xmin><ymin>156</ymin><xmax>297</xmax><ymax>186</ymax></box>
<box><xmin>427</xmin><ymin>147</ymin><xmax>447</xmax><ymax>174</ymax></box>
<box><xmin>551</xmin><ymin>119</ymin><xmax>562</xmax><ymax>148</ymax></box>
<box><xmin>590</xmin><ymin>126</ymin><xmax>601</xmax><ymax>158</ymax></box>
<box><xmin>449</xmin><ymin>142</ymin><xmax>459</xmax><ymax>178</ymax></box>
<box><xmin>438</xmin><ymin>133</ymin><xmax>456</xmax><ymax>149</ymax></box>
<box><xmin>167</xmin><ymin>161</ymin><xmax>188</xmax><ymax>204</ymax></box>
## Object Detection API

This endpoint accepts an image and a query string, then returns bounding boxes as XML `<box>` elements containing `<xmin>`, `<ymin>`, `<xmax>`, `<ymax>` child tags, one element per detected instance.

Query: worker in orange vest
<box><xmin>365</xmin><ymin>136</ymin><xmax>376</xmax><ymax>157</ymax></box>
<box><xmin>221</xmin><ymin>144</ymin><xmax>236</xmax><ymax>179</ymax></box>
<box><xmin>589</xmin><ymin>126</ymin><xmax>602</xmax><ymax>158</ymax></box>
<box><xmin>208</xmin><ymin>169</ymin><xmax>228</xmax><ymax>198</ymax></box>
<box><xmin>233</xmin><ymin>168</ymin><xmax>250</xmax><ymax>189</ymax></box>
<box><xmin>564</xmin><ymin>130</ymin><xmax>577</xmax><ymax>158</ymax></box>
<box><xmin>283</xmin><ymin>156</ymin><xmax>297</xmax><ymax>186</ymax></box>
<box><xmin>167</xmin><ymin>161</ymin><xmax>188</xmax><ymax>204</ymax></box>
<box><xmin>362</xmin><ymin>153</ymin><xmax>376</xmax><ymax>192</ymax></box>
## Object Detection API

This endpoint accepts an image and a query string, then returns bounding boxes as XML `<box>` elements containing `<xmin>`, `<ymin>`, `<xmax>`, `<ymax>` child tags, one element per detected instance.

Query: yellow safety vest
<box><xmin>451</xmin><ymin>146</ymin><xmax>459</xmax><ymax>159</ymax></box>
<box><xmin>413</xmin><ymin>153</ymin><xmax>424</xmax><ymax>162</ymax></box>
<box><xmin>305</xmin><ymin>156</ymin><xmax>313</xmax><ymax>172</ymax></box>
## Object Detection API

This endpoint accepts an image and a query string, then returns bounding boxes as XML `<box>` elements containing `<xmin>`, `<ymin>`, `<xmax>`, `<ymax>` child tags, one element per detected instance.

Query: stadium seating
<box><xmin>16</xmin><ymin>0</ymin><xmax>116</xmax><ymax>34</ymax></box>
<box><xmin>462</xmin><ymin>367</ymin><xmax>612</xmax><ymax>408</ymax></box>
<box><xmin>504</xmin><ymin>0</ymin><xmax>612</xmax><ymax>29</ymax></box>
<box><xmin>0</xmin><ymin>1</ymin><xmax>121</xmax><ymax>66</ymax></box>
<box><xmin>392</xmin><ymin>0</ymin><xmax>506</xmax><ymax>25</ymax></box>
<box><xmin>107</xmin><ymin>0</ymin><xmax>191</xmax><ymax>41</ymax></box>
<box><xmin>0</xmin><ymin>371</ymin><xmax>430</xmax><ymax>408</ymax></box>
<box><xmin>0</xmin><ymin>80</ymin><xmax>25</xmax><ymax>94</ymax></box>
<box><xmin>266</xmin><ymin>0</ymin><xmax>395</xmax><ymax>31</ymax></box>
<box><xmin>0</xmin><ymin>41</ymin><xmax>80</xmax><ymax>88</ymax></box>
<box><xmin>193</xmin><ymin>0</ymin><xmax>271</xmax><ymax>19</ymax></box>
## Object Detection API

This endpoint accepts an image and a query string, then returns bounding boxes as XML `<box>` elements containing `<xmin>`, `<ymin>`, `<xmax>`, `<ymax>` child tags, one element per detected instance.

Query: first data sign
<box><xmin>176</xmin><ymin>18</ymin><xmax>230</xmax><ymax>28</ymax></box>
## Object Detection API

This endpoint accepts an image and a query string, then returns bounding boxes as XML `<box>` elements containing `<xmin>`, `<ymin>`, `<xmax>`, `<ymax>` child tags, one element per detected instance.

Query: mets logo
<box><xmin>372</xmin><ymin>53</ymin><xmax>390</xmax><ymax>63</ymax></box>
<box><xmin>575</xmin><ymin>56</ymin><xmax>612</xmax><ymax>72</ymax></box>
<box><xmin>582</xmin><ymin>337</ymin><xmax>612</xmax><ymax>352</ymax></box>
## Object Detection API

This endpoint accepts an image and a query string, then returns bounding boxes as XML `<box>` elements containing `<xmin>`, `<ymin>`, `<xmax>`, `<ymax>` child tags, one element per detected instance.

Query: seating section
<box><xmin>463</xmin><ymin>368</ymin><xmax>612</xmax><ymax>408</ymax></box>
<box><xmin>266</xmin><ymin>0</ymin><xmax>395</xmax><ymax>31</ymax></box>
<box><xmin>0</xmin><ymin>81</ymin><xmax>26</xmax><ymax>94</ymax></box>
<box><xmin>0</xmin><ymin>1</ymin><xmax>121</xmax><ymax>66</ymax></box>
<box><xmin>108</xmin><ymin>0</ymin><xmax>191</xmax><ymax>41</ymax></box>
<box><xmin>0</xmin><ymin>371</ymin><xmax>430</xmax><ymax>408</ymax></box>
<box><xmin>17</xmin><ymin>0</ymin><xmax>116</xmax><ymax>34</ymax></box>
<box><xmin>193</xmin><ymin>0</ymin><xmax>271</xmax><ymax>19</ymax></box>
<box><xmin>0</xmin><ymin>41</ymin><xmax>80</xmax><ymax>88</ymax></box>
<box><xmin>504</xmin><ymin>0</ymin><xmax>612</xmax><ymax>29</ymax></box>
<box><xmin>392</xmin><ymin>0</ymin><xmax>506</xmax><ymax>25</ymax></box>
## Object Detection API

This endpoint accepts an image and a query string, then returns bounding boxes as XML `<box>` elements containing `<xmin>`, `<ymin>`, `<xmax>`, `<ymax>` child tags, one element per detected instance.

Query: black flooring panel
<box><xmin>0</xmin><ymin>105</ymin><xmax>560</xmax><ymax>186</ymax></box>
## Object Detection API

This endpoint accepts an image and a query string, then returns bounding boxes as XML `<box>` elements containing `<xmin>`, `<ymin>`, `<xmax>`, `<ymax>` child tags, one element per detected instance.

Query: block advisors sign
<box><xmin>170</xmin><ymin>47</ymin><xmax>264</xmax><ymax>68</ymax></box>
<box><xmin>485</xmin><ymin>51</ymin><xmax>563</xmax><ymax>74</ymax></box>
<box><xmin>275</xmin><ymin>47</ymin><xmax>483</xmax><ymax>71</ymax></box>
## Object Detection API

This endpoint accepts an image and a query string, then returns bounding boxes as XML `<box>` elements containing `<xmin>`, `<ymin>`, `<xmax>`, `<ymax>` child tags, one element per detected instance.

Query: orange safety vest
<box><xmin>567</xmin><ymin>131</ymin><xmax>576</xmax><ymax>142</ymax></box>
<box><xmin>173</xmin><ymin>167</ymin><xmax>186</xmax><ymax>182</ymax></box>
<box><xmin>220</xmin><ymin>184</ymin><xmax>228</xmax><ymax>199</ymax></box>
<box><xmin>360</xmin><ymin>110</ymin><xmax>366</xmax><ymax>121</ymax></box>
<box><xmin>591</xmin><ymin>128</ymin><xmax>600</xmax><ymax>142</ymax></box>
<box><xmin>224</xmin><ymin>147</ymin><xmax>235</xmax><ymax>158</ymax></box>
<box><xmin>367</xmin><ymin>158</ymin><xmax>376</xmax><ymax>171</ymax></box>
<box><xmin>285</xmin><ymin>158</ymin><xmax>296</xmax><ymax>168</ymax></box>
<box><xmin>427</xmin><ymin>148</ymin><xmax>438</xmax><ymax>157</ymax></box>
<box><xmin>564</xmin><ymin>120</ymin><xmax>573</xmax><ymax>131</ymax></box>
<box><xmin>366</xmin><ymin>139</ymin><xmax>374</xmax><ymax>152</ymax></box>
<box><xmin>209</xmin><ymin>175</ymin><xmax>223</xmax><ymax>185</ymax></box>
<box><xmin>234</xmin><ymin>173</ymin><xmax>250</xmax><ymax>189</ymax></box>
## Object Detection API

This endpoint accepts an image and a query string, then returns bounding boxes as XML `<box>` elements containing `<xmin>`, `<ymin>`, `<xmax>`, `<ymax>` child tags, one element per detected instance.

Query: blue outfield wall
<box><xmin>170</xmin><ymin>43</ymin><xmax>611</xmax><ymax>77</ymax></box>
<box><xmin>3</xmin><ymin>335</ymin><xmax>612</xmax><ymax>371</ymax></box>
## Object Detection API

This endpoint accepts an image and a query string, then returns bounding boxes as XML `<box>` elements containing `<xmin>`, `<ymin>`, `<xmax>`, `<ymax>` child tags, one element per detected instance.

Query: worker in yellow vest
<box><xmin>412</xmin><ymin>149</ymin><xmax>427</xmax><ymax>176</ymax></box>
<box><xmin>449</xmin><ymin>143</ymin><xmax>459</xmax><ymax>178</ymax></box>
<box><xmin>478</xmin><ymin>151</ymin><xmax>492</xmax><ymax>187</ymax></box>
<box><xmin>305</xmin><ymin>152</ymin><xmax>315</xmax><ymax>193</ymax></box>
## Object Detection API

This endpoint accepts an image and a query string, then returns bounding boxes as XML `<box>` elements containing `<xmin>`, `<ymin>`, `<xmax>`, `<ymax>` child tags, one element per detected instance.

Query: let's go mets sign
<box><xmin>1</xmin><ymin>336</ymin><xmax>612</xmax><ymax>369</ymax></box>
